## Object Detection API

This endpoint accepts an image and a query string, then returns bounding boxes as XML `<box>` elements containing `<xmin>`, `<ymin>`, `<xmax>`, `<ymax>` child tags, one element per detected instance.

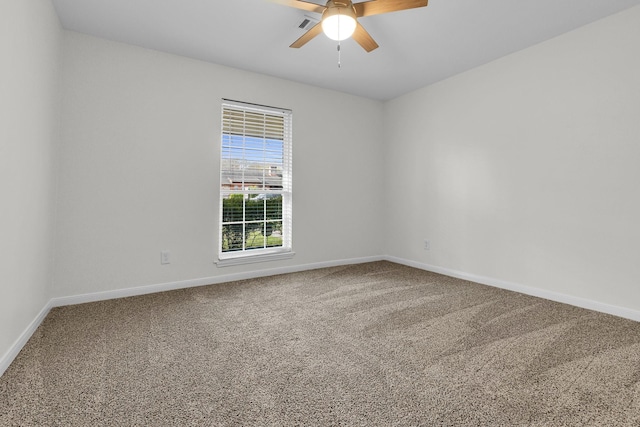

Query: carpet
<box><xmin>1</xmin><ymin>261</ymin><xmax>639</xmax><ymax>425</ymax></box>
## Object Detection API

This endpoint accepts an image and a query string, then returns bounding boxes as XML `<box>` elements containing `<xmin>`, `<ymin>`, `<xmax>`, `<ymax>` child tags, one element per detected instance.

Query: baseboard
<box><xmin>0</xmin><ymin>300</ymin><xmax>53</xmax><ymax>378</ymax></box>
<box><xmin>384</xmin><ymin>255</ymin><xmax>640</xmax><ymax>323</ymax></box>
<box><xmin>50</xmin><ymin>255</ymin><xmax>384</xmax><ymax>308</ymax></box>
<box><xmin>5</xmin><ymin>253</ymin><xmax>638</xmax><ymax>379</ymax></box>
<box><xmin>1</xmin><ymin>255</ymin><xmax>381</xmax><ymax>378</ymax></box>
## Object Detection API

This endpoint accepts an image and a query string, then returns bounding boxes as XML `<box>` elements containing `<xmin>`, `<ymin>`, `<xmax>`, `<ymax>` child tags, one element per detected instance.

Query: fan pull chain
<box><xmin>337</xmin><ymin>10</ymin><xmax>341</xmax><ymax>68</ymax></box>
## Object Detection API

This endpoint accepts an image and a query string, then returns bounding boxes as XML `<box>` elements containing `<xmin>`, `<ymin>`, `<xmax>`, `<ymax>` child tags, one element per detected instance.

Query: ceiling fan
<box><xmin>272</xmin><ymin>0</ymin><xmax>429</xmax><ymax>52</ymax></box>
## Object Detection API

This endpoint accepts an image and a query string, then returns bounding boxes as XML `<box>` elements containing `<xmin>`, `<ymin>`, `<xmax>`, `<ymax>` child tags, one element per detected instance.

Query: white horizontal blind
<box><xmin>219</xmin><ymin>100</ymin><xmax>292</xmax><ymax>259</ymax></box>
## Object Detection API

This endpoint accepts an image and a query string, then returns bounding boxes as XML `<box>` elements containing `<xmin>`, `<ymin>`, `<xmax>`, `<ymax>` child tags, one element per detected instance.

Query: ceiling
<box><xmin>51</xmin><ymin>0</ymin><xmax>640</xmax><ymax>100</ymax></box>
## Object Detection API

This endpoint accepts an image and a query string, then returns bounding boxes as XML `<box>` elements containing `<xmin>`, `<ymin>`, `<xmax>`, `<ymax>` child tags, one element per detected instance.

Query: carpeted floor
<box><xmin>1</xmin><ymin>261</ymin><xmax>640</xmax><ymax>426</ymax></box>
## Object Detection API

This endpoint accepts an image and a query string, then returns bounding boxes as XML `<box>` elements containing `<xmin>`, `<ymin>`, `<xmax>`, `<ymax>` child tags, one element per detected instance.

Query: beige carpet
<box><xmin>1</xmin><ymin>261</ymin><xmax>640</xmax><ymax>426</ymax></box>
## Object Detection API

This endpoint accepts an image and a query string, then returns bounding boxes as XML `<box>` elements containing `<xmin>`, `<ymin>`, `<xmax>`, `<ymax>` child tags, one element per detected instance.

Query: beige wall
<box><xmin>383</xmin><ymin>6</ymin><xmax>640</xmax><ymax>312</ymax></box>
<box><xmin>0</xmin><ymin>0</ymin><xmax>61</xmax><ymax>362</ymax></box>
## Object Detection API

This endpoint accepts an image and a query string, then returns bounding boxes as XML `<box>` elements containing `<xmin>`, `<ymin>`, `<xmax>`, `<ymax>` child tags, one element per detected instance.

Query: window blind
<box><xmin>219</xmin><ymin>100</ymin><xmax>292</xmax><ymax>261</ymax></box>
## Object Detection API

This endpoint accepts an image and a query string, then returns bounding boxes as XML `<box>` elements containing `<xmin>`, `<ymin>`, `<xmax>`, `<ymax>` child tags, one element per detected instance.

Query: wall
<box><xmin>0</xmin><ymin>0</ymin><xmax>61</xmax><ymax>366</ymax></box>
<box><xmin>384</xmin><ymin>6</ymin><xmax>640</xmax><ymax>314</ymax></box>
<box><xmin>4</xmin><ymin>1</ymin><xmax>638</xmax><ymax>378</ymax></box>
<box><xmin>54</xmin><ymin>32</ymin><xmax>384</xmax><ymax>298</ymax></box>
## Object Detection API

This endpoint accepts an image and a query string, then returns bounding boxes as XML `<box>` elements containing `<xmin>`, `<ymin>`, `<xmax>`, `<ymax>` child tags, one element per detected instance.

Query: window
<box><xmin>217</xmin><ymin>100</ymin><xmax>293</xmax><ymax>266</ymax></box>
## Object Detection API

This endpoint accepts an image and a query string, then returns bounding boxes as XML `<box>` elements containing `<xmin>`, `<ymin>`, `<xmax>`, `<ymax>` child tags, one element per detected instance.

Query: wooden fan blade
<box><xmin>354</xmin><ymin>0</ymin><xmax>428</xmax><ymax>17</ymax></box>
<box><xmin>290</xmin><ymin>22</ymin><xmax>323</xmax><ymax>48</ymax></box>
<box><xmin>270</xmin><ymin>0</ymin><xmax>325</xmax><ymax>14</ymax></box>
<box><xmin>352</xmin><ymin>22</ymin><xmax>379</xmax><ymax>52</ymax></box>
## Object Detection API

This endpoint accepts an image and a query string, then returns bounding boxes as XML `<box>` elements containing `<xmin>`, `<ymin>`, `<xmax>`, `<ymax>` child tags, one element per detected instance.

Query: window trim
<box><xmin>216</xmin><ymin>99</ymin><xmax>293</xmax><ymax>266</ymax></box>
<box><xmin>215</xmin><ymin>250</ymin><xmax>295</xmax><ymax>267</ymax></box>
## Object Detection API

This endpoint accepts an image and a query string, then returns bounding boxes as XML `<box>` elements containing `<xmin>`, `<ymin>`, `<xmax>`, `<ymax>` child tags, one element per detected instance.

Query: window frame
<box><xmin>216</xmin><ymin>99</ymin><xmax>293</xmax><ymax>266</ymax></box>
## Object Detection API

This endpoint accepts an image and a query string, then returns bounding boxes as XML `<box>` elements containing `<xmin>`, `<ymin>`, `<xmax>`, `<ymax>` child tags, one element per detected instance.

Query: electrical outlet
<box><xmin>161</xmin><ymin>250</ymin><xmax>170</xmax><ymax>265</ymax></box>
<box><xmin>423</xmin><ymin>240</ymin><xmax>430</xmax><ymax>250</ymax></box>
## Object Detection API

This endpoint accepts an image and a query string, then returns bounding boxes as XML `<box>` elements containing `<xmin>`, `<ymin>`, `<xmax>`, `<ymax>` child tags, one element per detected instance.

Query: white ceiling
<box><xmin>51</xmin><ymin>0</ymin><xmax>640</xmax><ymax>100</ymax></box>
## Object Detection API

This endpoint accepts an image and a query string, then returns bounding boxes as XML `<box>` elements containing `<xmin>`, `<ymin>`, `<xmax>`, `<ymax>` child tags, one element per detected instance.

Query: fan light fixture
<box><xmin>321</xmin><ymin>2</ymin><xmax>357</xmax><ymax>41</ymax></box>
<box><xmin>278</xmin><ymin>0</ymin><xmax>429</xmax><ymax>53</ymax></box>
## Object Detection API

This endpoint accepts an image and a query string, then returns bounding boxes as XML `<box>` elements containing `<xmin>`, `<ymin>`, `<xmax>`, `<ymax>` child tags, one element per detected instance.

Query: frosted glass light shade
<box><xmin>322</xmin><ymin>8</ymin><xmax>357</xmax><ymax>41</ymax></box>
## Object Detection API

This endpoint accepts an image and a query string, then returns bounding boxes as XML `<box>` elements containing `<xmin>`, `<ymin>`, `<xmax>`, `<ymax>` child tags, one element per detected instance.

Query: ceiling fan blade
<box><xmin>354</xmin><ymin>0</ymin><xmax>428</xmax><ymax>17</ymax></box>
<box><xmin>290</xmin><ymin>22</ymin><xmax>323</xmax><ymax>48</ymax></box>
<box><xmin>270</xmin><ymin>0</ymin><xmax>325</xmax><ymax>14</ymax></box>
<box><xmin>352</xmin><ymin>22</ymin><xmax>379</xmax><ymax>52</ymax></box>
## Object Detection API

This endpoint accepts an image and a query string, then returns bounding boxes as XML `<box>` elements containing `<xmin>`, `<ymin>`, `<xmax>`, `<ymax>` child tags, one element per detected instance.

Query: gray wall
<box><xmin>3</xmin><ymin>0</ymin><xmax>640</xmax><ymax>376</ymax></box>
<box><xmin>0</xmin><ymin>0</ymin><xmax>61</xmax><ymax>361</ymax></box>
<box><xmin>383</xmin><ymin>6</ymin><xmax>640</xmax><ymax>313</ymax></box>
<box><xmin>53</xmin><ymin>32</ymin><xmax>385</xmax><ymax>297</ymax></box>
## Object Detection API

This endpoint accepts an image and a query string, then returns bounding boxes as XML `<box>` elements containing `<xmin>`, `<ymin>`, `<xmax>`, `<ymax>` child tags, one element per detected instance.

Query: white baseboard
<box><xmin>50</xmin><ymin>255</ymin><xmax>384</xmax><ymax>308</ymax></box>
<box><xmin>1</xmin><ymin>255</ymin><xmax>382</xmax><ymax>378</ymax></box>
<box><xmin>384</xmin><ymin>255</ymin><xmax>640</xmax><ymax>323</ymax></box>
<box><xmin>4</xmin><ymin>253</ymin><xmax>639</xmax><ymax>379</ymax></box>
<box><xmin>0</xmin><ymin>301</ymin><xmax>52</xmax><ymax>378</ymax></box>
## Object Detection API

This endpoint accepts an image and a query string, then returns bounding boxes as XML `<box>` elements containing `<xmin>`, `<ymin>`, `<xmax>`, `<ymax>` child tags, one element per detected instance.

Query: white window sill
<box><xmin>216</xmin><ymin>251</ymin><xmax>295</xmax><ymax>267</ymax></box>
